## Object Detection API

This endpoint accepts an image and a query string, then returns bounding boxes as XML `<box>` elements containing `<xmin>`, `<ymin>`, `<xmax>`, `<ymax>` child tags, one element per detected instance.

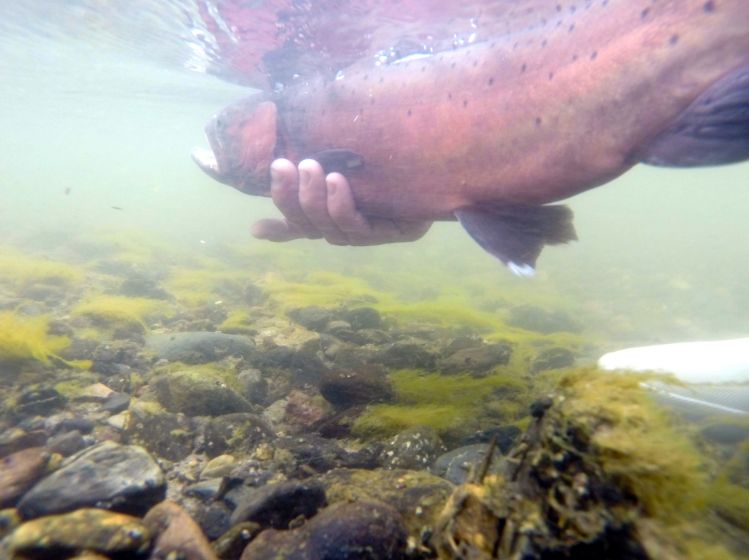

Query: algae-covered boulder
<box><xmin>151</xmin><ymin>367</ymin><xmax>252</xmax><ymax>417</ymax></box>
<box><xmin>432</xmin><ymin>369</ymin><xmax>744</xmax><ymax>560</ymax></box>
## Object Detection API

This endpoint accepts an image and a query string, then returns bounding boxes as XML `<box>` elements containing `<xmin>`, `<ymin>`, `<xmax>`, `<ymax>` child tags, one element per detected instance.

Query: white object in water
<box><xmin>598</xmin><ymin>338</ymin><xmax>749</xmax><ymax>384</ymax></box>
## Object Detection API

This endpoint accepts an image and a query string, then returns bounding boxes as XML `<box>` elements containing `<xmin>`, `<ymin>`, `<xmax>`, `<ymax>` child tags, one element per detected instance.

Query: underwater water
<box><xmin>1</xmin><ymin>2</ymin><xmax>748</xmax><ymax>559</ymax></box>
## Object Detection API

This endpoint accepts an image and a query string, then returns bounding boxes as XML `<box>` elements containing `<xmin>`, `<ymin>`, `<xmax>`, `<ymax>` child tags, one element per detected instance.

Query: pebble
<box><xmin>18</xmin><ymin>441</ymin><xmax>165</xmax><ymax>519</ymax></box>
<box><xmin>201</xmin><ymin>454</ymin><xmax>237</xmax><ymax>480</ymax></box>
<box><xmin>151</xmin><ymin>369</ymin><xmax>253</xmax><ymax>417</ymax></box>
<box><xmin>319</xmin><ymin>365</ymin><xmax>394</xmax><ymax>407</ymax></box>
<box><xmin>381</xmin><ymin>427</ymin><xmax>444</xmax><ymax>470</ymax></box>
<box><xmin>0</xmin><ymin>448</ymin><xmax>52</xmax><ymax>508</ymax></box>
<box><xmin>143</xmin><ymin>500</ymin><xmax>218</xmax><ymax>560</ymax></box>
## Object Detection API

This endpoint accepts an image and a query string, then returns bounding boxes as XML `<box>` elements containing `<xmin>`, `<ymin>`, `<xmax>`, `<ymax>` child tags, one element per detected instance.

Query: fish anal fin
<box><xmin>640</xmin><ymin>64</ymin><xmax>749</xmax><ymax>167</ymax></box>
<box><xmin>455</xmin><ymin>204</ymin><xmax>577</xmax><ymax>275</ymax></box>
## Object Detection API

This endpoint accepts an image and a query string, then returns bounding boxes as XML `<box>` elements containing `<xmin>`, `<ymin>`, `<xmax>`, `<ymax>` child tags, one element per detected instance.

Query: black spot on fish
<box><xmin>669</xmin><ymin>34</ymin><xmax>679</xmax><ymax>45</ymax></box>
<box><xmin>535</xmin><ymin>117</ymin><xmax>543</xmax><ymax>126</ymax></box>
<box><xmin>407</xmin><ymin>109</ymin><xmax>412</xmax><ymax>117</ymax></box>
<box><xmin>541</xmin><ymin>39</ymin><xmax>547</xmax><ymax>47</ymax></box>
<box><xmin>556</xmin><ymin>3</ymin><xmax>562</xmax><ymax>11</ymax></box>
<box><xmin>490</xmin><ymin>41</ymin><xmax>496</xmax><ymax>48</ymax></box>
<box><xmin>570</xmin><ymin>5</ymin><xmax>577</xmax><ymax>13</ymax></box>
<box><xmin>548</xmin><ymin>71</ymin><xmax>554</xmax><ymax>80</ymax></box>
<box><xmin>370</xmin><ymin>97</ymin><xmax>375</xmax><ymax>104</ymax></box>
<box><xmin>641</xmin><ymin>7</ymin><xmax>650</xmax><ymax>18</ymax></box>
<box><xmin>703</xmin><ymin>0</ymin><xmax>715</xmax><ymax>12</ymax></box>
<box><xmin>463</xmin><ymin>99</ymin><xmax>468</xmax><ymax>108</ymax></box>
<box><xmin>569</xmin><ymin>23</ymin><xmax>576</xmax><ymax>32</ymax></box>
<box><xmin>572</xmin><ymin>53</ymin><xmax>579</xmax><ymax>61</ymax></box>
<box><xmin>590</xmin><ymin>50</ymin><xmax>598</xmax><ymax>60</ymax></box>
<box><xmin>421</xmin><ymin>66</ymin><xmax>426</xmax><ymax>72</ymax></box>
<box><xmin>488</xmin><ymin>77</ymin><xmax>495</xmax><ymax>86</ymax></box>
<box><xmin>521</xmin><ymin>63</ymin><xmax>527</xmax><ymax>73</ymax></box>
<box><xmin>363</xmin><ymin>74</ymin><xmax>368</xmax><ymax>81</ymax></box>
<box><xmin>379</xmin><ymin>77</ymin><xmax>384</xmax><ymax>83</ymax></box>
<box><xmin>451</xmin><ymin>62</ymin><xmax>456</xmax><ymax>69</ymax></box>
<box><xmin>448</xmin><ymin>92</ymin><xmax>453</xmax><ymax>100</ymax></box>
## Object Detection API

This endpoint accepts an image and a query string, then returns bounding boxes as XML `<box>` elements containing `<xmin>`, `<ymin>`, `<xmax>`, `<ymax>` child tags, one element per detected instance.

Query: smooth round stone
<box><xmin>201</xmin><ymin>454</ymin><xmax>237</xmax><ymax>480</ymax></box>
<box><xmin>17</xmin><ymin>441</ymin><xmax>165</xmax><ymax>519</ymax></box>
<box><xmin>3</xmin><ymin>509</ymin><xmax>150</xmax><ymax>557</ymax></box>
<box><xmin>147</xmin><ymin>331</ymin><xmax>256</xmax><ymax>364</ymax></box>
<box><xmin>0</xmin><ymin>448</ymin><xmax>52</xmax><ymax>509</ymax></box>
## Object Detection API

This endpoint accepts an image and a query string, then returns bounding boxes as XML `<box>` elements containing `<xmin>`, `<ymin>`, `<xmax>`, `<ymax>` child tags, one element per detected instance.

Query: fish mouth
<box><xmin>191</xmin><ymin>144</ymin><xmax>224</xmax><ymax>183</ymax></box>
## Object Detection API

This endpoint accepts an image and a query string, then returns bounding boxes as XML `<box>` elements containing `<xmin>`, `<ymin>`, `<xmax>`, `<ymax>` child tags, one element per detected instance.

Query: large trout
<box><xmin>193</xmin><ymin>0</ymin><xmax>749</xmax><ymax>274</ymax></box>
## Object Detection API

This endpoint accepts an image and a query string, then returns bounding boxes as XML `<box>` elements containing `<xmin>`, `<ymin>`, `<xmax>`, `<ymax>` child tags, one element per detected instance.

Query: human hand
<box><xmin>250</xmin><ymin>159</ymin><xmax>432</xmax><ymax>245</ymax></box>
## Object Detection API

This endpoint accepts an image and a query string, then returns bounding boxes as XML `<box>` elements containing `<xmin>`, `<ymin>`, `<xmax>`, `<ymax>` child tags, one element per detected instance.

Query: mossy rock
<box><xmin>318</xmin><ymin>468</ymin><xmax>453</xmax><ymax>542</ymax></box>
<box><xmin>124</xmin><ymin>399</ymin><xmax>195</xmax><ymax>461</ymax></box>
<box><xmin>151</xmin><ymin>367</ymin><xmax>252</xmax><ymax>417</ymax></box>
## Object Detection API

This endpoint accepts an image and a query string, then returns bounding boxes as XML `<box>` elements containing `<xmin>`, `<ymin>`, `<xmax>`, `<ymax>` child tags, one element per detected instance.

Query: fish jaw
<box><xmin>192</xmin><ymin>96</ymin><xmax>278</xmax><ymax>196</ymax></box>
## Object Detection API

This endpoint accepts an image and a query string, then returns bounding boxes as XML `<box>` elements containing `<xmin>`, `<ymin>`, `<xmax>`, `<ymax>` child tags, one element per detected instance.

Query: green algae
<box><xmin>72</xmin><ymin>295</ymin><xmax>171</xmax><ymax>335</ymax></box>
<box><xmin>219</xmin><ymin>309</ymin><xmax>255</xmax><ymax>334</ymax></box>
<box><xmin>353</xmin><ymin>369</ymin><xmax>530</xmax><ymax>439</ymax></box>
<box><xmin>0</xmin><ymin>248</ymin><xmax>83</xmax><ymax>290</ymax></box>
<box><xmin>0</xmin><ymin>311</ymin><xmax>70</xmax><ymax>366</ymax></box>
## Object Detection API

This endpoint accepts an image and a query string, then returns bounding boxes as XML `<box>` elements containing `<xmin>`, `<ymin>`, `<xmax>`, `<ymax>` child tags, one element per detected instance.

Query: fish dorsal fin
<box><xmin>455</xmin><ymin>204</ymin><xmax>577</xmax><ymax>276</ymax></box>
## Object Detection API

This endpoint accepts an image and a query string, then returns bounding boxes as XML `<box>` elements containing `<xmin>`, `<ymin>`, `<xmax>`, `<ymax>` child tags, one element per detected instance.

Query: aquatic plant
<box><xmin>0</xmin><ymin>311</ymin><xmax>70</xmax><ymax>366</ymax></box>
<box><xmin>353</xmin><ymin>369</ymin><xmax>530</xmax><ymax>439</ymax></box>
<box><xmin>72</xmin><ymin>295</ymin><xmax>170</xmax><ymax>334</ymax></box>
<box><xmin>0</xmin><ymin>247</ymin><xmax>83</xmax><ymax>289</ymax></box>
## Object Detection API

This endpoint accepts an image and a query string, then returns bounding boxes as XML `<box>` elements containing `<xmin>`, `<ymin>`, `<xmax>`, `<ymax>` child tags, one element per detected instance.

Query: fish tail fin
<box><xmin>455</xmin><ymin>204</ymin><xmax>577</xmax><ymax>276</ymax></box>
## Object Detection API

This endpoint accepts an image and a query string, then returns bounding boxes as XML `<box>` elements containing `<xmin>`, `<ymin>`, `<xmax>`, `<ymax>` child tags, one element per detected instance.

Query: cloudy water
<box><xmin>0</xmin><ymin>2</ymin><xmax>748</xmax><ymax>559</ymax></box>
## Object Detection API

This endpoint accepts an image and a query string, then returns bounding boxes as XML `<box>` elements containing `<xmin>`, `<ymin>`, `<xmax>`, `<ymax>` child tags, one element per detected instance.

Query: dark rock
<box><xmin>287</xmin><ymin>306</ymin><xmax>336</xmax><ymax>331</ymax></box>
<box><xmin>203</xmin><ymin>413</ymin><xmax>273</xmax><ymax>458</ymax></box>
<box><xmin>438</xmin><ymin>342</ymin><xmax>512</xmax><ymax>374</ymax></box>
<box><xmin>54</xmin><ymin>416</ymin><xmax>96</xmax><ymax>435</ymax></box>
<box><xmin>2</xmin><ymin>509</ymin><xmax>150</xmax><ymax>558</ymax></box>
<box><xmin>283</xmin><ymin>390</ymin><xmax>331</xmax><ymax>432</ymax></box>
<box><xmin>701</xmin><ymin>422</ymin><xmax>749</xmax><ymax>445</ymax></box>
<box><xmin>194</xmin><ymin>501</ymin><xmax>233</xmax><ymax>541</ymax></box>
<box><xmin>314</xmin><ymin>405</ymin><xmax>366</xmax><ymax>439</ymax></box>
<box><xmin>0</xmin><ymin>428</ymin><xmax>47</xmax><ymax>458</ymax></box>
<box><xmin>381</xmin><ymin>427</ymin><xmax>445</xmax><ymax>470</ymax></box>
<box><xmin>147</xmin><ymin>331</ymin><xmax>256</xmax><ymax>364</ymax></box>
<box><xmin>319</xmin><ymin>365</ymin><xmax>394</xmax><ymax>408</ymax></box>
<box><xmin>101</xmin><ymin>392</ymin><xmax>131</xmax><ymax>414</ymax></box>
<box><xmin>530</xmin><ymin>397</ymin><xmax>554</xmax><ymax>418</ymax></box>
<box><xmin>241</xmin><ymin>501</ymin><xmax>407</xmax><ymax>560</ymax></box>
<box><xmin>343</xmin><ymin>307</ymin><xmax>382</xmax><ymax>330</ymax></box>
<box><xmin>119</xmin><ymin>276</ymin><xmax>170</xmax><ymax>299</ymax></box>
<box><xmin>47</xmin><ymin>430</ymin><xmax>87</xmax><ymax>457</ymax></box>
<box><xmin>13</xmin><ymin>386</ymin><xmax>66</xmax><ymax>418</ymax></box>
<box><xmin>237</xmin><ymin>368</ymin><xmax>268</xmax><ymax>405</ymax></box>
<box><xmin>531</xmin><ymin>347</ymin><xmax>576</xmax><ymax>373</ymax></box>
<box><xmin>380</xmin><ymin>339</ymin><xmax>436</xmax><ymax>369</ymax></box>
<box><xmin>275</xmin><ymin>434</ymin><xmax>381</xmax><ymax>477</ymax></box>
<box><xmin>0</xmin><ymin>448</ymin><xmax>52</xmax><ymax>508</ymax></box>
<box><xmin>91</xmin><ymin>340</ymin><xmax>145</xmax><ymax>369</ymax></box>
<box><xmin>184</xmin><ymin>478</ymin><xmax>224</xmax><ymax>502</ymax></box>
<box><xmin>230</xmin><ymin>479</ymin><xmax>327</xmax><ymax>528</ymax></box>
<box><xmin>318</xmin><ymin>469</ymin><xmax>454</xmax><ymax>542</ymax></box>
<box><xmin>58</xmin><ymin>337</ymin><xmax>99</xmax><ymax>361</ymax></box>
<box><xmin>125</xmin><ymin>400</ymin><xmax>195</xmax><ymax>461</ymax></box>
<box><xmin>143</xmin><ymin>500</ymin><xmax>217</xmax><ymax>560</ymax></box>
<box><xmin>18</xmin><ymin>441</ymin><xmax>165</xmax><ymax>519</ymax></box>
<box><xmin>432</xmin><ymin>444</ymin><xmax>503</xmax><ymax>485</ymax></box>
<box><xmin>507</xmin><ymin>304</ymin><xmax>580</xmax><ymax>334</ymax></box>
<box><xmin>461</xmin><ymin>425</ymin><xmax>522</xmax><ymax>453</ymax></box>
<box><xmin>212</xmin><ymin>521</ymin><xmax>262</xmax><ymax>560</ymax></box>
<box><xmin>243</xmin><ymin>282</ymin><xmax>266</xmax><ymax>305</ymax></box>
<box><xmin>151</xmin><ymin>369</ymin><xmax>252</xmax><ymax>417</ymax></box>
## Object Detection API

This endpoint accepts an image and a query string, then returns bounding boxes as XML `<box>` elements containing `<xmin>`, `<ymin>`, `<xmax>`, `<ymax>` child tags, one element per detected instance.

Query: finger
<box><xmin>269</xmin><ymin>159</ymin><xmax>318</xmax><ymax>235</ymax></box>
<box><xmin>250</xmin><ymin>218</ymin><xmax>318</xmax><ymax>242</ymax></box>
<box><xmin>297</xmin><ymin>160</ymin><xmax>349</xmax><ymax>244</ymax></box>
<box><xmin>326</xmin><ymin>172</ymin><xmax>372</xmax><ymax>234</ymax></box>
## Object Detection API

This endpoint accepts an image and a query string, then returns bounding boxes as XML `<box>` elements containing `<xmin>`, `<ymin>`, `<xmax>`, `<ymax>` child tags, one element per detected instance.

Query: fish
<box><xmin>193</xmin><ymin>0</ymin><xmax>749</xmax><ymax>273</ymax></box>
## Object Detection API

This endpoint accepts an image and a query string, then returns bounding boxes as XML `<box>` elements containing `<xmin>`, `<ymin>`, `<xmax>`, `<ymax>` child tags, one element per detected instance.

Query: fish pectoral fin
<box><xmin>310</xmin><ymin>149</ymin><xmax>365</xmax><ymax>174</ymax></box>
<box><xmin>455</xmin><ymin>204</ymin><xmax>577</xmax><ymax>276</ymax></box>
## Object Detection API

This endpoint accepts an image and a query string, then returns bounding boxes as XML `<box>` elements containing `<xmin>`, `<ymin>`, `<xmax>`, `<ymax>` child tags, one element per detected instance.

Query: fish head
<box><xmin>192</xmin><ymin>96</ymin><xmax>278</xmax><ymax>196</ymax></box>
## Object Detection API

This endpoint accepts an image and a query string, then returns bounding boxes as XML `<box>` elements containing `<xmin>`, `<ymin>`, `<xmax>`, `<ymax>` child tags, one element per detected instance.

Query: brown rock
<box><xmin>0</xmin><ymin>448</ymin><xmax>52</xmax><ymax>508</ymax></box>
<box><xmin>143</xmin><ymin>500</ymin><xmax>217</xmax><ymax>560</ymax></box>
<box><xmin>241</xmin><ymin>501</ymin><xmax>407</xmax><ymax>560</ymax></box>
